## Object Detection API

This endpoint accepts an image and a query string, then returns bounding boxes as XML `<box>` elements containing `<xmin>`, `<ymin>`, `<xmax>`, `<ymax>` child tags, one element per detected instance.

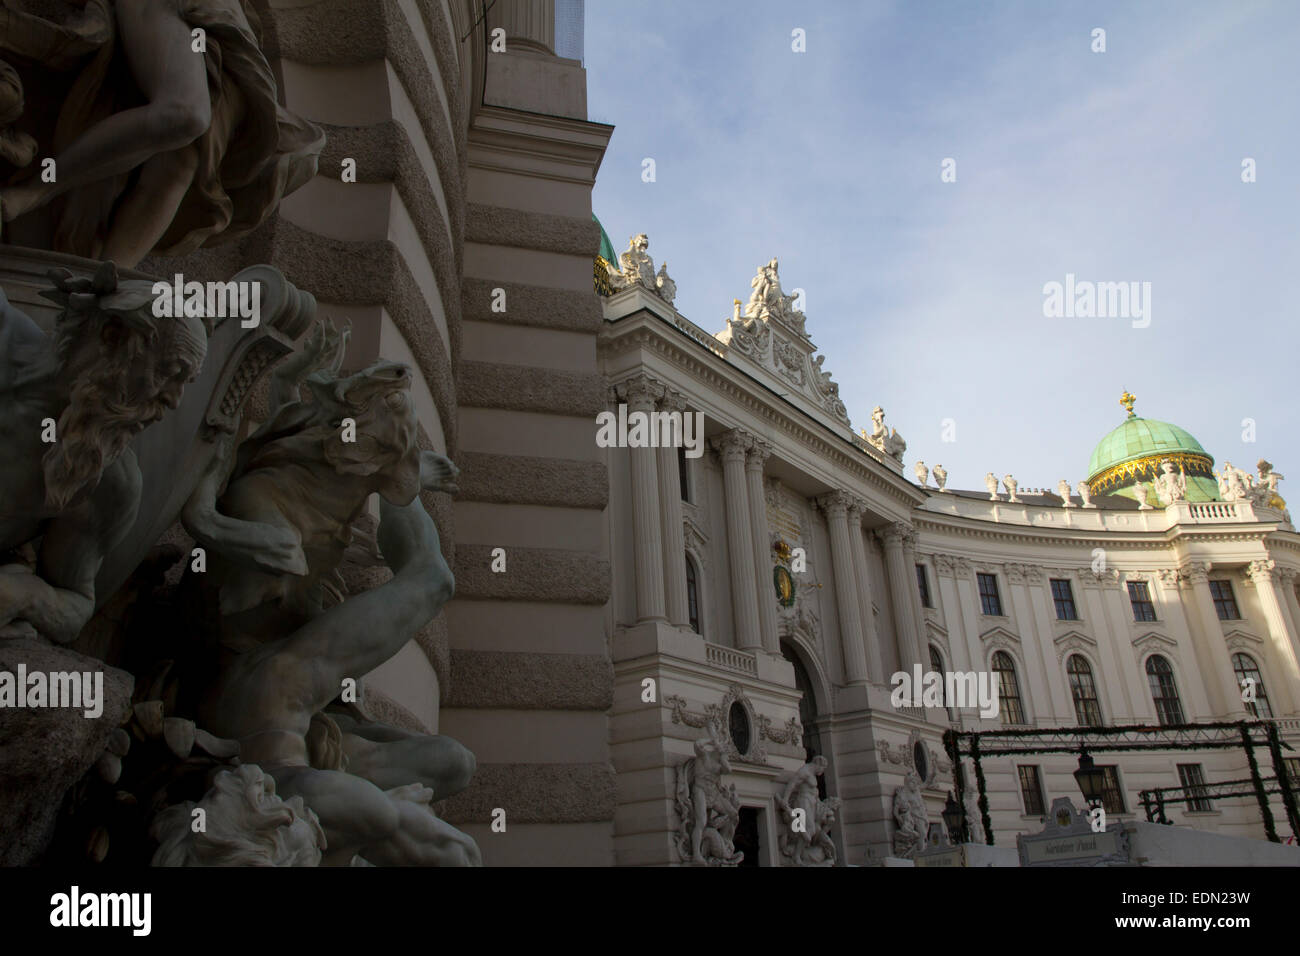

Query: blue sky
<box><xmin>586</xmin><ymin>0</ymin><xmax>1299</xmax><ymax>492</ymax></box>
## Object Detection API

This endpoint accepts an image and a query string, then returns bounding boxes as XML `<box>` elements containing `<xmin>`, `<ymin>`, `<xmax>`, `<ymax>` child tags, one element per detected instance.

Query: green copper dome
<box><xmin>1086</xmin><ymin>393</ymin><xmax>1219</xmax><ymax>502</ymax></box>
<box><xmin>594</xmin><ymin>215</ymin><xmax>617</xmax><ymax>264</ymax></box>
<box><xmin>1087</xmin><ymin>417</ymin><xmax>1210</xmax><ymax>476</ymax></box>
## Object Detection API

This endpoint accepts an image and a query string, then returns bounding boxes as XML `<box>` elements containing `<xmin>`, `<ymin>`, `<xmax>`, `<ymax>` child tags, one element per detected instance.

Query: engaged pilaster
<box><xmin>816</xmin><ymin>491</ymin><xmax>870</xmax><ymax>685</ymax></box>
<box><xmin>656</xmin><ymin>389</ymin><xmax>691</xmax><ymax>628</ymax></box>
<box><xmin>1246</xmin><ymin>560</ymin><xmax>1300</xmax><ymax>700</ymax></box>
<box><xmin>746</xmin><ymin>439</ymin><xmax>780</xmax><ymax>655</ymax></box>
<box><xmin>1181</xmin><ymin>562</ymin><xmax>1249</xmax><ymax>718</ymax></box>
<box><xmin>878</xmin><ymin>522</ymin><xmax>924</xmax><ymax>675</ymax></box>
<box><xmin>711</xmin><ymin>429</ymin><xmax>762</xmax><ymax>650</ymax></box>
<box><xmin>846</xmin><ymin>498</ymin><xmax>884</xmax><ymax>680</ymax></box>
<box><xmin>618</xmin><ymin>374</ymin><xmax>667</xmax><ymax>623</ymax></box>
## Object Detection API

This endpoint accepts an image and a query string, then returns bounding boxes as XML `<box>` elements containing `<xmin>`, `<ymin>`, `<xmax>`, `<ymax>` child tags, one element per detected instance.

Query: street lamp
<box><xmin>942</xmin><ymin>791</ymin><xmax>966</xmax><ymax>845</ymax></box>
<box><xmin>1074</xmin><ymin>749</ymin><xmax>1106</xmax><ymax>807</ymax></box>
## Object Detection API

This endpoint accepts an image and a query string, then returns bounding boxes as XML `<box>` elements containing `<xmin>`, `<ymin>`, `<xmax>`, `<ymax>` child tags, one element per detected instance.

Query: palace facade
<box><xmin>596</xmin><ymin>234</ymin><xmax>1300</xmax><ymax>865</ymax></box>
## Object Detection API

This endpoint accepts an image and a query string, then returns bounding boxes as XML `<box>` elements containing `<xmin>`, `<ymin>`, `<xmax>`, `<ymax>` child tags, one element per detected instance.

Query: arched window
<box><xmin>1145</xmin><ymin>655</ymin><xmax>1185</xmax><ymax>725</ymax></box>
<box><xmin>1231</xmin><ymin>652</ymin><xmax>1273</xmax><ymax>719</ymax></box>
<box><xmin>930</xmin><ymin>644</ymin><xmax>955</xmax><ymax>720</ymax></box>
<box><xmin>1066</xmin><ymin>654</ymin><xmax>1103</xmax><ymax>726</ymax></box>
<box><xmin>992</xmin><ymin>651</ymin><xmax>1025</xmax><ymax>725</ymax></box>
<box><xmin>685</xmin><ymin>553</ymin><xmax>701</xmax><ymax>635</ymax></box>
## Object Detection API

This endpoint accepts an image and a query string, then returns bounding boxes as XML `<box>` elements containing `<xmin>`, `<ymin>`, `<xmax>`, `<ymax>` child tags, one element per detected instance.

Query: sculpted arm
<box><xmin>181</xmin><ymin>433</ymin><xmax>308</xmax><ymax>576</ymax></box>
<box><xmin>1</xmin><ymin>457</ymin><xmax>140</xmax><ymax>643</ymax></box>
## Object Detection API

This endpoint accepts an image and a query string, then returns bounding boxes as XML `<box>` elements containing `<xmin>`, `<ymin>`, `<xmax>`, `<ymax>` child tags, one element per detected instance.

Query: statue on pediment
<box><xmin>863</xmin><ymin>406</ymin><xmax>906</xmax><ymax>461</ymax></box>
<box><xmin>745</xmin><ymin>257</ymin><xmax>807</xmax><ymax>336</ymax></box>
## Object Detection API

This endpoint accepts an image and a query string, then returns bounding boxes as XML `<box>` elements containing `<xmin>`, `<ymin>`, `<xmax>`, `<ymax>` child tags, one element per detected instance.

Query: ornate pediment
<box><xmin>978</xmin><ymin>625</ymin><xmax>1021</xmax><ymax>654</ymax></box>
<box><xmin>924</xmin><ymin>620</ymin><xmax>950</xmax><ymax>656</ymax></box>
<box><xmin>1223</xmin><ymin>628</ymin><xmax>1264</xmax><ymax>653</ymax></box>
<box><xmin>1131</xmin><ymin>631</ymin><xmax>1178</xmax><ymax>653</ymax></box>
<box><xmin>1054</xmin><ymin>630</ymin><xmax>1098</xmax><ymax>663</ymax></box>
<box><xmin>714</xmin><ymin>259</ymin><xmax>850</xmax><ymax>425</ymax></box>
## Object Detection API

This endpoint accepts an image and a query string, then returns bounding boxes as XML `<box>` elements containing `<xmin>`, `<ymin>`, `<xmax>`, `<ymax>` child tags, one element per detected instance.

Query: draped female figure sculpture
<box><xmin>0</xmin><ymin>0</ymin><xmax>323</xmax><ymax>266</ymax></box>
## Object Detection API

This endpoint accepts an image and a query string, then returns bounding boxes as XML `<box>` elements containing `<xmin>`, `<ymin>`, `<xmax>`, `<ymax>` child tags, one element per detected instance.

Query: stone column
<box><xmin>901</xmin><ymin>529</ymin><xmax>930</xmax><ymax>672</ymax></box>
<box><xmin>711</xmin><ymin>430</ymin><xmax>762</xmax><ymax>650</ymax></box>
<box><xmin>655</xmin><ymin>390</ymin><xmax>690</xmax><ymax>628</ymax></box>
<box><xmin>816</xmin><ymin>491</ymin><xmax>869</xmax><ymax>685</ymax></box>
<box><xmin>487</xmin><ymin>0</ymin><xmax>557</xmax><ymax>55</ymax></box>
<box><xmin>879</xmin><ymin>522</ymin><xmax>924</xmax><ymax>675</ymax></box>
<box><xmin>1272</xmin><ymin>567</ymin><xmax>1300</xmax><ymax>714</ymax></box>
<box><xmin>1182</xmin><ymin>562</ymin><xmax>1248</xmax><ymax>718</ymax></box>
<box><xmin>620</xmin><ymin>375</ymin><xmax>666</xmax><ymax>623</ymax></box>
<box><xmin>1247</xmin><ymin>560</ymin><xmax>1300</xmax><ymax>700</ymax></box>
<box><xmin>846</xmin><ymin>498</ymin><xmax>885</xmax><ymax>680</ymax></box>
<box><xmin>745</xmin><ymin>439</ymin><xmax>780</xmax><ymax>655</ymax></box>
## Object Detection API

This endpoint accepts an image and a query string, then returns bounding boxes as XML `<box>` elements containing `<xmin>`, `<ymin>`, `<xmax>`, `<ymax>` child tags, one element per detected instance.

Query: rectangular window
<box><xmin>977</xmin><ymin>573</ymin><xmax>1003</xmax><ymax>616</ymax></box>
<box><xmin>1050</xmin><ymin>578</ymin><xmax>1078</xmax><ymax>620</ymax></box>
<box><xmin>1209</xmin><ymin>579</ymin><xmax>1240</xmax><ymax>620</ymax></box>
<box><xmin>1127</xmin><ymin>581</ymin><xmax>1157</xmax><ymax>622</ymax></box>
<box><xmin>1177</xmin><ymin>763</ymin><xmax>1212</xmax><ymax>812</ymax></box>
<box><xmin>916</xmin><ymin>564</ymin><xmax>932</xmax><ymax>608</ymax></box>
<box><xmin>677</xmin><ymin>446</ymin><xmax>691</xmax><ymax>502</ymax></box>
<box><xmin>1018</xmin><ymin>765</ymin><xmax>1046</xmax><ymax>816</ymax></box>
<box><xmin>1098</xmin><ymin>765</ymin><xmax>1125</xmax><ymax>814</ymax></box>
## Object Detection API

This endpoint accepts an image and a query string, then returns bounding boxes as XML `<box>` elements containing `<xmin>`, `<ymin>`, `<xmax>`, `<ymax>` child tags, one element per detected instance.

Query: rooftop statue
<box><xmin>932</xmin><ymin>463</ymin><xmax>948</xmax><ymax>492</ymax></box>
<box><xmin>744</xmin><ymin>257</ymin><xmax>807</xmax><ymax>337</ymax></box>
<box><xmin>607</xmin><ymin>233</ymin><xmax>676</xmax><ymax>305</ymax></box>
<box><xmin>0</xmin><ymin>263</ymin><xmax>207</xmax><ymax>643</ymax></box>
<box><xmin>0</xmin><ymin>0</ymin><xmax>323</xmax><ymax>267</ymax></box>
<box><xmin>914</xmin><ymin>460</ymin><xmax>928</xmax><ymax>488</ymax></box>
<box><xmin>984</xmin><ymin>472</ymin><xmax>999</xmax><ymax>501</ymax></box>
<box><xmin>1152</xmin><ymin>459</ymin><xmax>1187</xmax><ymax>506</ymax></box>
<box><xmin>1215</xmin><ymin>461</ymin><xmax>1252</xmax><ymax>502</ymax></box>
<box><xmin>863</xmin><ymin>405</ymin><xmax>906</xmax><ymax>461</ymax></box>
<box><xmin>1002</xmin><ymin>474</ymin><xmax>1020</xmax><ymax>503</ymax></box>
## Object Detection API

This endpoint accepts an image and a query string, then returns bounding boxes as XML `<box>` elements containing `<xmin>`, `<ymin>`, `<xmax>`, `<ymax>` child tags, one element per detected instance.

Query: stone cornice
<box><xmin>598</xmin><ymin>314</ymin><xmax>921</xmax><ymax>510</ymax></box>
<box><xmin>911</xmin><ymin>511</ymin><xmax>1280</xmax><ymax>551</ymax></box>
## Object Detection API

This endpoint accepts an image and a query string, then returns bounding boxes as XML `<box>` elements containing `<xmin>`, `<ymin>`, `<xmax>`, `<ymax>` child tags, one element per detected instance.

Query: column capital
<box><xmin>846</xmin><ymin>496</ymin><xmax>870</xmax><ymax>523</ymax></box>
<box><xmin>660</xmin><ymin>388</ymin><xmax>689</xmax><ymax>413</ymax></box>
<box><xmin>1180</xmin><ymin>561</ymin><xmax>1212</xmax><ymax>586</ymax></box>
<box><xmin>615</xmin><ymin>373</ymin><xmax>665</xmax><ymax>411</ymax></box>
<box><xmin>709</xmin><ymin>428</ymin><xmax>752</xmax><ymax>463</ymax></box>
<box><xmin>1276</xmin><ymin>565</ymin><xmax>1299</xmax><ymax>585</ymax></box>
<box><xmin>745</xmin><ymin>437</ymin><xmax>772</xmax><ymax>472</ymax></box>
<box><xmin>875</xmin><ymin>521</ymin><xmax>913</xmax><ymax>548</ymax></box>
<box><xmin>1157</xmin><ymin>568</ymin><xmax>1182</xmax><ymax>588</ymax></box>
<box><xmin>1247</xmin><ymin>559</ymin><xmax>1277</xmax><ymax>584</ymax></box>
<box><xmin>933</xmin><ymin>553</ymin><xmax>956</xmax><ymax>577</ymax></box>
<box><xmin>814</xmin><ymin>489</ymin><xmax>854</xmax><ymax>519</ymax></box>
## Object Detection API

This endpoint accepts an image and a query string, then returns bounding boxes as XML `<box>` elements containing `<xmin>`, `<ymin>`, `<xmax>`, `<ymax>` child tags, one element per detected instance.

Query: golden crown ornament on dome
<box><xmin>1119</xmin><ymin>391</ymin><xmax>1136</xmax><ymax>417</ymax></box>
